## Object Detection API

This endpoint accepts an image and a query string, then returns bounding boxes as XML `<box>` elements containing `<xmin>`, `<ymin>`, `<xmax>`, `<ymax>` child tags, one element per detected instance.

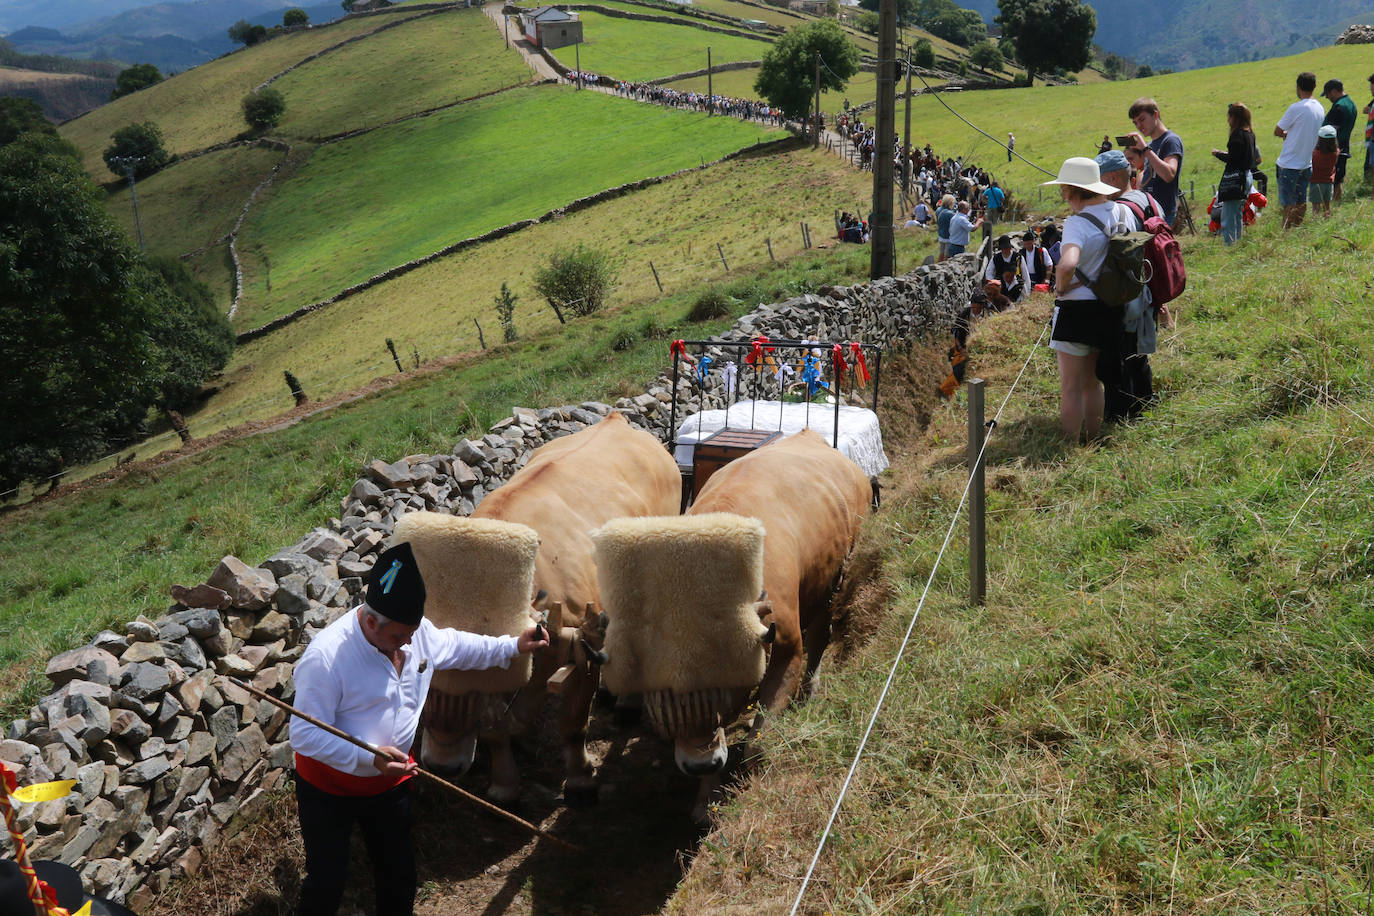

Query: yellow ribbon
<box><xmin>11</xmin><ymin>781</ymin><xmax>75</xmax><ymax>804</ymax></box>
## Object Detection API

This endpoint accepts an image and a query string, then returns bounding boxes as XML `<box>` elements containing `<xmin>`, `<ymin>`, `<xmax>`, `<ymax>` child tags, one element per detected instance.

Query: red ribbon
<box><xmin>745</xmin><ymin>335</ymin><xmax>773</xmax><ymax>366</ymax></box>
<box><xmin>849</xmin><ymin>342</ymin><xmax>870</xmax><ymax>386</ymax></box>
<box><xmin>831</xmin><ymin>344</ymin><xmax>847</xmax><ymax>387</ymax></box>
<box><xmin>669</xmin><ymin>339</ymin><xmax>686</xmax><ymax>360</ymax></box>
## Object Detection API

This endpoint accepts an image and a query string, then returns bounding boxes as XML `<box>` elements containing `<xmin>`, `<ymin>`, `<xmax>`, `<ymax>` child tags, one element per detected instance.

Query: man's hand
<box><xmin>516</xmin><ymin>623</ymin><xmax>550</xmax><ymax>654</ymax></box>
<box><xmin>1126</xmin><ymin>131</ymin><xmax>1147</xmax><ymax>151</ymax></box>
<box><xmin>373</xmin><ymin>745</ymin><xmax>418</xmax><ymax>777</ymax></box>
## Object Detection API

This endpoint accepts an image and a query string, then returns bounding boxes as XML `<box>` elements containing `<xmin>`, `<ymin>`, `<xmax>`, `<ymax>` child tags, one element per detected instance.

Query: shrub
<box><xmin>913</xmin><ymin>38</ymin><xmax>935</xmax><ymax>69</ymax></box>
<box><xmin>532</xmin><ymin>244</ymin><xmax>618</xmax><ymax>318</ymax></box>
<box><xmin>228</xmin><ymin>19</ymin><xmax>269</xmax><ymax>46</ymax></box>
<box><xmin>610</xmin><ymin>328</ymin><xmax>637</xmax><ymax>351</ymax></box>
<box><xmin>111</xmin><ymin>63</ymin><xmax>163</xmax><ymax>100</ymax></box>
<box><xmin>242</xmin><ymin>88</ymin><xmax>286</xmax><ymax>131</ymax></box>
<box><xmin>283</xmin><ymin>7</ymin><xmax>309</xmax><ymax>26</ymax></box>
<box><xmin>102</xmin><ymin>122</ymin><xmax>170</xmax><ymax>179</ymax></box>
<box><xmin>494</xmin><ymin>282</ymin><xmax>518</xmax><ymax>342</ymax></box>
<box><xmin>687</xmin><ymin>288</ymin><xmax>732</xmax><ymax>322</ymax></box>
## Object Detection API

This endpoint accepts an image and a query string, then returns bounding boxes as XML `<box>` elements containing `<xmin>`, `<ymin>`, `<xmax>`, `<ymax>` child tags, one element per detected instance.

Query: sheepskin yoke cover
<box><xmin>593</xmin><ymin>513</ymin><xmax>767</xmax><ymax>696</ymax></box>
<box><xmin>392</xmin><ymin>511</ymin><xmax>538</xmax><ymax>694</ymax></box>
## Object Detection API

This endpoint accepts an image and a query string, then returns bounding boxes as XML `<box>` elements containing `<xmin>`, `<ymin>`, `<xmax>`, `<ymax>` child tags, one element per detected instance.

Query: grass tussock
<box><xmin>669</xmin><ymin>199</ymin><xmax>1374</xmax><ymax>914</ymax></box>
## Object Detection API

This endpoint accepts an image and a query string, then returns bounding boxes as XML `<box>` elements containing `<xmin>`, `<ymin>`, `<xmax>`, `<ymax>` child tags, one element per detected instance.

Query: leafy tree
<box><xmin>143</xmin><ymin>257</ymin><xmax>235</xmax><ymax>410</ymax></box>
<box><xmin>228</xmin><ymin>19</ymin><xmax>268</xmax><ymax>45</ymax></box>
<box><xmin>111</xmin><ymin>63</ymin><xmax>163</xmax><ymax>100</ymax></box>
<box><xmin>341</xmin><ymin>0</ymin><xmax>355</xmax><ymax>10</ymax></box>
<box><xmin>0</xmin><ymin>98</ymin><xmax>55</xmax><ymax>147</ymax></box>
<box><xmin>242</xmin><ymin>88</ymin><xmax>286</xmax><ymax>131</ymax></box>
<box><xmin>856</xmin><ymin>11</ymin><xmax>879</xmax><ymax>34</ymax></box>
<box><xmin>825</xmin><ymin>0</ymin><xmax>840</xmax><ymax>16</ymax></box>
<box><xmin>913</xmin><ymin>38</ymin><xmax>935</xmax><ymax>68</ymax></box>
<box><xmin>926</xmin><ymin>7</ymin><xmax>985</xmax><ymax>46</ymax></box>
<box><xmin>283</xmin><ymin>7</ymin><xmax>309</xmax><ymax>26</ymax></box>
<box><xmin>754</xmin><ymin>21</ymin><xmax>860</xmax><ymax>120</ymax></box>
<box><xmin>0</xmin><ymin>135</ymin><xmax>233</xmax><ymax>492</ymax></box>
<box><xmin>1103</xmin><ymin>52</ymin><xmax>1124</xmax><ymax>79</ymax></box>
<box><xmin>494</xmin><ymin>283</ymin><xmax>519</xmax><ymax>342</ymax></box>
<box><xmin>532</xmin><ymin>245</ymin><xmax>618</xmax><ymax>319</ymax></box>
<box><xmin>996</xmin><ymin>0</ymin><xmax>1095</xmax><ymax>84</ymax></box>
<box><xmin>1136</xmin><ymin>64</ymin><xmax>1153</xmax><ymax>78</ymax></box>
<box><xmin>968</xmin><ymin>39</ymin><xmax>1003</xmax><ymax>71</ymax></box>
<box><xmin>102</xmin><ymin>122</ymin><xmax>170</xmax><ymax>179</ymax></box>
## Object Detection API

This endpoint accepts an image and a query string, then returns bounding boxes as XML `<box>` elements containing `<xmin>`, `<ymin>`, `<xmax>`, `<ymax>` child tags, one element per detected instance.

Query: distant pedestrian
<box><xmin>1125</xmin><ymin>97</ymin><xmax>1184</xmax><ymax>227</ymax></box>
<box><xmin>1007</xmin><ymin>131</ymin><xmax>1015</xmax><ymax>162</ymax></box>
<box><xmin>1210</xmin><ymin>101</ymin><xmax>1261</xmax><ymax>245</ymax></box>
<box><xmin>1310</xmin><ymin>125</ymin><xmax>1339</xmax><ymax>217</ymax></box>
<box><xmin>983</xmin><ymin>180</ymin><xmax>1005</xmax><ymax>225</ymax></box>
<box><xmin>1321</xmin><ymin>78</ymin><xmax>1357</xmax><ymax>201</ymax></box>
<box><xmin>1099</xmin><ymin>134</ymin><xmax>1113</xmax><ymax>154</ymax></box>
<box><xmin>1274</xmin><ymin>71</ymin><xmax>1324</xmax><ymax>228</ymax></box>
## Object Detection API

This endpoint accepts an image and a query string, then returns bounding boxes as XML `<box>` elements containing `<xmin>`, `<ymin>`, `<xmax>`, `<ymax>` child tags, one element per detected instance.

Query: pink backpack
<box><xmin>1121</xmin><ymin>196</ymin><xmax>1186</xmax><ymax>306</ymax></box>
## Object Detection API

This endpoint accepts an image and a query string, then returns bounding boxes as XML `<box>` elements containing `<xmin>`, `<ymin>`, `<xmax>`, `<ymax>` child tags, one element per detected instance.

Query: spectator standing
<box><xmin>935</xmin><ymin>193</ymin><xmax>956</xmax><ymax>260</ymax></box>
<box><xmin>1042</xmin><ymin>157</ymin><xmax>1120</xmax><ymax>441</ymax></box>
<box><xmin>1309</xmin><ymin>125</ymin><xmax>1339</xmax><ymax>217</ymax></box>
<box><xmin>1321</xmin><ymin>78</ymin><xmax>1357</xmax><ymax>201</ymax></box>
<box><xmin>1274</xmin><ymin>71</ymin><xmax>1324</xmax><ymax>229</ymax></box>
<box><xmin>1007</xmin><ymin>131</ymin><xmax>1015</xmax><ymax>162</ymax></box>
<box><xmin>1019</xmin><ymin>229</ymin><xmax>1054</xmax><ymax>288</ymax></box>
<box><xmin>985</xmin><ymin>234</ymin><xmax>1025</xmax><ymax>300</ymax></box>
<box><xmin>1126</xmin><ymin>97</ymin><xmax>1184</xmax><ymax>227</ymax></box>
<box><xmin>983</xmin><ymin>180</ymin><xmax>1006</xmax><ymax>225</ymax></box>
<box><xmin>1095</xmin><ymin>149</ymin><xmax>1164</xmax><ymax>421</ymax></box>
<box><xmin>946</xmin><ymin>200</ymin><xmax>982</xmax><ymax>257</ymax></box>
<box><xmin>1210</xmin><ymin>101</ymin><xmax>1261</xmax><ymax>245</ymax></box>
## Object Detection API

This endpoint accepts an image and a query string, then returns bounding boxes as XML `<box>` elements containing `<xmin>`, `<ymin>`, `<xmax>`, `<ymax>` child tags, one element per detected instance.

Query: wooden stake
<box><xmin>226</xmin><ymin>676</ymin><xmax>582</xmax><ymax>853</ymax></box>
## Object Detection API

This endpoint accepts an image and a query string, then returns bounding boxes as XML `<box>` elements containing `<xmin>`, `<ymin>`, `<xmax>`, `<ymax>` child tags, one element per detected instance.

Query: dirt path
<box><xmin>483</xmin><ymin>3</ymin><xmax>562</xmax><ymax>81</ymax></box>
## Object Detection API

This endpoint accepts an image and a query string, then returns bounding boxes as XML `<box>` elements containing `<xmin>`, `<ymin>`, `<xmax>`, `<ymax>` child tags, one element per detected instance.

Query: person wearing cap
<box><xmin>1019</xmin><ymin>230</ymin><xmax>1053</xmax><ymax>290</ymax></box>
<box><xmin>291</xmin><ymin>541</ymin><xmax>548</xmax><ymax>916</ymax></box>
<box><xmin>1274</xmin><ymin>71</ymin><xmax>1325</xmax><ymax>228</ymax></box>
<box><xmin>984</xmin><ymin>234</ymin><xmax>1024</xmax><ymax>301</ymax></box>
<box><xmin>1095</xmin><ymin>148</ymin><xmax>1165</xmax><ymax>421</ymax></box>
<box><xmin>1210</xmin><ymin>102</ymin><xmax>1261</xmax><ymax>246</ymax></box>
<box><xmin>1042</xmin><ymin>157</ymin><xmax>1121</xmax><ymax>441</ymax></box>
<box><xmin>1321</xmin><ymin>78</ymin><xmax>1357</xmax><ymax>201</ymax></box>
<box><xmin>1309</xmin><ymin>124</ymin><xmax>1340</xmax><ymax>217</ymax></box>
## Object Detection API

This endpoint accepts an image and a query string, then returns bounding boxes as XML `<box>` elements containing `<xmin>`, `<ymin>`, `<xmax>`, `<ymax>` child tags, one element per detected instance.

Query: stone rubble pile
<box><xmin>3</xmin><ymin>258</ymin><xmax>976</xmax><ymax>908</ymax></box>
<box><xmin>1336</xmin><ymin>24</ymin><xmax>1374</xmax><ymax>43</ymax></box>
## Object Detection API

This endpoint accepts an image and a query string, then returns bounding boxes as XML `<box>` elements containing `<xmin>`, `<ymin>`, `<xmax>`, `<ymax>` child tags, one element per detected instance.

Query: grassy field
<box><xmin>662</xmin><ymin>63</ymin><xmax>881</xmax><ymax>113</ymax></box>
<box><xmin>0</xmin><ymin>231</ymin><xmax>935</xmax><ymax>713</ymax></box>
<box><xmin>58</xmin><ymin>11</ymin><xmax>424</xmax><ymax>177</ymax></box>
<box><xmin>900</xmin><ymin>44</ymin><xmax>1374</xmax><ymax>198</ymax></box>
<box><xmin>271</xmin><ymin>7</ymin><xmax>534</xmax><ymax>139</ymax></box>
<box><xmin>231</xmin><ymin>84</ymin><xmax>785</xmax><ymax>330</ymax></box>
<box><xmin>548</xmin><ymin>11</ymin><xmax>771</xmax><ymax>80</ymax></box>
<box><xmin>668</xmin><ymin>197</ymin><xmax>1374</xmax><ymax>913</ymax></box>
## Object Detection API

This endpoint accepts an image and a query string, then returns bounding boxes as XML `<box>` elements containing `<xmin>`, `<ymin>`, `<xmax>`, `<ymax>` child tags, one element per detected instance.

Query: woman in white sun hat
<box><xmin>1042</xmin><ymin>156</ymin><xmax>1121</xmax><ymax>441</ymax></box>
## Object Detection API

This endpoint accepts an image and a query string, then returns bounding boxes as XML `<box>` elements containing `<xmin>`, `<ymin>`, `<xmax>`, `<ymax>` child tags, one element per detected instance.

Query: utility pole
<box><xmin>707</xmin><ymin>47</ymin><xmax>713</xmax><ymax>114</ymax></box>
<box><xmin>870</xmin><ymin>0</ymin><xmax>896</xmax><ymax>279</ymax></box>
<box><xmin>109</xmin><ymin>156</ymin><xmax>147</xmax><ymax>252</ymax></box>
<box><xmin>813</xmin><ymin>50</ymin><xmax>821</xmax><ymax>148</ymax></box>
<box><xmin>902</xmin><ymin>46</ymin><xmax>912</xmax><ymax>200</ymax></box>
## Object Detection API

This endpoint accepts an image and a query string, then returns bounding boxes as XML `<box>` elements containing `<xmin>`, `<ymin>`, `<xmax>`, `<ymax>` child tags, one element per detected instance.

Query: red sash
<box><xmin>295</xmin><ymin>752</ymin><xmax>413</xmax><ymax>796</ymax></box>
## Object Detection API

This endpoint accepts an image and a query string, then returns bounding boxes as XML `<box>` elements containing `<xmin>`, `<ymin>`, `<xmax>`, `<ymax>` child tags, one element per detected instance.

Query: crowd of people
<box><xmin>613</xmin><ymin>80</ymin><xmax>788</xmax><ymax>124</ymax></box>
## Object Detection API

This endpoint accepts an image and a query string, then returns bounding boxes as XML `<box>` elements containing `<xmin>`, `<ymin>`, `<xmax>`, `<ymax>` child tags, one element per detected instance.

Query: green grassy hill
<box><xmin>549</xmin><ymin>10</ymin><xmax>771</xmax><ymax>80</ymax></box>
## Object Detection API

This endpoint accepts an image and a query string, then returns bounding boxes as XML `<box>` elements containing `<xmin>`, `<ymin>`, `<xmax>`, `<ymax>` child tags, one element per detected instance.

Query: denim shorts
<box><xmin>1276</xmin><ymin>166</ymin><xmax>1311</xmax><ymax>206</ymax></box>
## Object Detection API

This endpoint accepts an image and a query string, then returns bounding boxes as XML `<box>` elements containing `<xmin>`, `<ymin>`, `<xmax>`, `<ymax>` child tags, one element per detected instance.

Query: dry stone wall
<box><xmin>5</xmin><ymin>257</ymin><xmax>976</xmax><ymax>910</ymax></box>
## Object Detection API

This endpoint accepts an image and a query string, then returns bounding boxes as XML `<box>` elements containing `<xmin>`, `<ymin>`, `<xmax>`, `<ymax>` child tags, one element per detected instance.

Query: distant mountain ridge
<box><xmin>961</xmin><ymin>0</ymin><xmax>1374</xmax><ymax>72</ymax></box>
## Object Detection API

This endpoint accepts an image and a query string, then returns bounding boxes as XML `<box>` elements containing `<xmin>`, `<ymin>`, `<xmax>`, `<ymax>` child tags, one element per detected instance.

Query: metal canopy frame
<box><xmin>665</xmin><ymin>337</ymin><xmax>885</xmax><ymax>456</ymax></box>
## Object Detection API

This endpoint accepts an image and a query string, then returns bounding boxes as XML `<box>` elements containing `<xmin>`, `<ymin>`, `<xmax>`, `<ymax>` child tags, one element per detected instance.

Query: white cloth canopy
<box><xmin>674</xmin><ymin>400</ymin><xmax>888</xmax><ymax>477</ymax></box>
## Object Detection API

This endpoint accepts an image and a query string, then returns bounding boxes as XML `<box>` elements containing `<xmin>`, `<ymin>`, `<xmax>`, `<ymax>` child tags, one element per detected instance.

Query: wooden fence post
<box><xmin>386</xmin><ymin>338</ymin><xmax>402</xmax><ymax>373</ymax></box>
<box><xmin>717</xmin><ymin>243</ymin><xmax>729</xmax><ymax>272</ymax></box>
<box><xmin>473</xmin><ymin>318</ymin><xmax>486</xmax><ymax>349</ymax></box>
<box><xmin>649</xmin><ymin>260</ymin><xmax>663</xmax><ymax>292</ymax></box>
<box><xmin>968</xmin><ymin>377</ymin><xmax>986</xmax><ymax>606</ymax></box>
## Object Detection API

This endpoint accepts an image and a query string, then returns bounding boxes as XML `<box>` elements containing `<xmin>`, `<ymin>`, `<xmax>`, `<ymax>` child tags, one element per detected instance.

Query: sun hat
<box><xmin>1318</xmin><ymin>125</ymin><xmax>1337</xmax><ymax>139</ymax></box>
<box><xmin>1095</xmin><ymin>149</ymin><xmax>1130</xmax><ymax>174</ymax></box>
<box><xmin>1041</xmin><ymin>156</ymin><xmax>1117</xmax><ymax>195</ymax></box>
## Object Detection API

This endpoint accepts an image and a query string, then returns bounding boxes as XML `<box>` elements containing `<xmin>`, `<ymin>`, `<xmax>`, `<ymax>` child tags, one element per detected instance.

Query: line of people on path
<box><xmin>614</xmin><ymin>80</ymin><xmax>787</xmax><ymax>124</ymax></box>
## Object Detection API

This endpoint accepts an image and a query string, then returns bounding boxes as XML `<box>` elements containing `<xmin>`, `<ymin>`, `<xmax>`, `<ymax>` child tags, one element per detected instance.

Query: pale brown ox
<box><xmin>418</xmin><ymin>411</ymin><xmax>679</xmax><ymax>803</ymax></box>
<box><xmin>597</xmin><ymin>429</ymin><xmax>872</xmax><ymax>818</ymax></box>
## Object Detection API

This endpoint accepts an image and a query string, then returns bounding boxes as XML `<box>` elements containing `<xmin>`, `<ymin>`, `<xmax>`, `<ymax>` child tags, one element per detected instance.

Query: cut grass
<box><xmin>271</xmin><ymin>7</ymin><xmax>534</xmax><ymax>139</ymax></box>
<box><xmin>547</xmin><ymin>11</ymin><xmax>771</xmax><ymax>81</ymax></box>
<box><xmin>668</xmin><ymin>198</ymin><xmax>1374</xmax><ymax>912</ymax></box>
<box><xmin>58</xmin><ymin>10</ymin><xmax>425</xmax><ymax>177</ymax></box>
<box><xmin>231</xmin><ymin>83</ymin><xmax>784</xmax><ymax>330</ymax></box>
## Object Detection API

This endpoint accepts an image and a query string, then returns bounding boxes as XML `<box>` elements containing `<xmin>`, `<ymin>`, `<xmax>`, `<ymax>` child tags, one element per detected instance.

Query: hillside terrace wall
<box><xmin>8</xmin><ymin>257</ymin><xmax>978</xmax><ymax>910</ymax></box>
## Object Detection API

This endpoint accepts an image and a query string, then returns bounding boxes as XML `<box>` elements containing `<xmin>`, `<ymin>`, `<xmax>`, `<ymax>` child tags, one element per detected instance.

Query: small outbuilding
<box><xmin>520</xmin><ymin>6</ymin><xmax>583</xmax><ymax>49</ymax></box>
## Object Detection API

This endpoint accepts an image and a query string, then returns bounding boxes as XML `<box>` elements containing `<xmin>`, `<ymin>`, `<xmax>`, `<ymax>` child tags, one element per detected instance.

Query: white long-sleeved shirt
<box><xmin>291</xmin><ymin>607</ymin><xmax>520</xmax><ymax>777</ymax></box>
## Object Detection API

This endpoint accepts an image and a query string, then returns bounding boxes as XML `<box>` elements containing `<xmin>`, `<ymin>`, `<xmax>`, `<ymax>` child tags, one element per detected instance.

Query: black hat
<box><xmin>0</xmin><ymin>860</ymin><xmax>138</xmax><ymax>916</ymax></box>
<box><xmin>1022</xmin><ymin>230</ymin><xmax>1037</xmax><ymax>242</ymax></box>
<box><xmin>366</xmin><ymin>542</ymin><xmax>426</xmax><ymax>626</ymax></box>
<box><xmin>996</xmin><ymin>234</ymin><xmax>1012</xmax><ymax>249</ymax></box>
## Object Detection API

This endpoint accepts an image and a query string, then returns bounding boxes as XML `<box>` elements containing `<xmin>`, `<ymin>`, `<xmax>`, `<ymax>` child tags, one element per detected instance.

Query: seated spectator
<box><xmin>983</xmin><ymin>279</ymin><xmax>1013</xmax><ymax>312</ymax></box>
<box><xmin>913</xmin><ymin>200</ymin><xmax>932</xmax><ymax>224</ymax></box>
<box><xmin>985</xmin><ymin>234</ymin><xmax>1025</xmax><ymax>301</ymax></box>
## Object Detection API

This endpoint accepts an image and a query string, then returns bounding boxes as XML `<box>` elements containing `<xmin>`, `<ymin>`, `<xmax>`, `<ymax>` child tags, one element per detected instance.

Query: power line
<box><xmin>910</xmin><ymin>70</ymin><xmax>1057</xmax><ymax>178</ymax></box>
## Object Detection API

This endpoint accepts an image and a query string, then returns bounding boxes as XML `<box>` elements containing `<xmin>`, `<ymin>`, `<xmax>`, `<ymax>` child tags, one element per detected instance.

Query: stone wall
<box><xmin>3</xmin><ymin>257</ymin><xmax>977</xmax><ymax>910</ymax></box>
<box><xmin>1336</xmin><ymin>24</ymin><xmax>1374</xmax><ymax>43</ymax></box>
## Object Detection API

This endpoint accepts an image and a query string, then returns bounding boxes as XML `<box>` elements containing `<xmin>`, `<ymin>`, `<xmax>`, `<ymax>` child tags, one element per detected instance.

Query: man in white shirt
<box><xmin>1274</xmin><ymin>71</ymin><xmax>1325</xmax><ymax>228</ymax></box>
<box><xmin>291</xmin><ymin>541</ymin><xmax>547</xmax><ymax>916</ymax></box>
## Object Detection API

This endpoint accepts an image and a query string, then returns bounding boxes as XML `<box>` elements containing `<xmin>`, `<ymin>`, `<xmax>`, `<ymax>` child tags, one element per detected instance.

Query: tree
<box><xmin>283</xmin><ymin>7</ymin><xmax>309</xmax><ymax>26</ymax></box>
<box><xmin>926</xmin><ymin>7</ymin><xmax>985</xmax><ymax>46</ymax></box>
<box><xmin>494</xmin><ymin>283</ymin><xmax>518</xmax><ymax>342</ymax></box>
<box><xmin>996</xmin><ymin>0</ymin><xmax>1095</xmax><ymax>84</ymax></box>
<box><xmin>242</xmin><ymin>88</ymin><xmax>286</xmax><ymax>131</ymax></box>
<box><xmin>228</xmin><ymin>19</ymin><xmax>268</xmax><ymax>46</ymax></box>
<box><xmin>1103</xmin><ymin>52</ymin><xmax>1124</xmax><ymax>79</ymax></box>
<box><xmin>913</xmin><ymin>38</ymin><xmax>935</xmax><ymax>68</ymax></box>
<box><xmin>1136</xmin><ymin>64</ymin><xmax>1153</xmax><ymax>78</ymax></box>
<box><xmin>0</xmin><ymin>135</ymin><xmax>233</xmax><ymax>492</ymax></box>
<box><xmin>968</xmin><ymin>40</ymin><xmax>1003</xmax><ymax>72</ymax></box>
<box><xmin>754</xmin><ymin>21</ymin><xmax>860</xmax><ymax>120</ymax></box>
<box><xmin>532</xmin><ymin>245</ymin><xmax>618</xmax><ymax>320</ymax></box>
<box><xmin>856</xmin><ymin>11</ymin><xmax>879</xmax><ymax>34</ymax></box>
<box><xmin>111</xmin><ymin>63</ymin><xmax>163</xmax><ymax>100</ymax></box>
<box><xmin>0</xmin><ymin>98</ymin><xmax>56</xmax><ymax>147</ymax></box>
<box><xmin>103</xmin><ymin>122</ymin><xmax>170</xmax><ymax>179</ymax></box>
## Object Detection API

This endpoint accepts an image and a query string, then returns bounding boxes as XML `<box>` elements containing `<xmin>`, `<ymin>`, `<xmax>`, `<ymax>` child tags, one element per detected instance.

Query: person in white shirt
<box><xmin>1042</xmin><ymin>157</ymin><xmax>1120</xmax><ymax>441</ymax></box>
<box><xmin>291</xmin><ymin>541</ymin><xmax>546</xmax><ymax>916</ymax></box>
<box><xmin>1274</xmin><ymin>71</ymin><xmax>1326</xmax><ymax>228</ymax></box>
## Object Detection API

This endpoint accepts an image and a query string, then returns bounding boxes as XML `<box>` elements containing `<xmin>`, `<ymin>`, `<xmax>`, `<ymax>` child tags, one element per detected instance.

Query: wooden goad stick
<box><xmin>225</xmin><ymin>676</ymin><xmax>582</xmax><ymax>853</ymax></box>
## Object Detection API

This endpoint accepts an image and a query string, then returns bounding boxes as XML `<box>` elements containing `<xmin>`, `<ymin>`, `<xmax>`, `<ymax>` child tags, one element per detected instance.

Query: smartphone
<box><xmin>1114</xmin><ymin>135</ymin><xmax>1135</xmax><ymax>147</ymax></box>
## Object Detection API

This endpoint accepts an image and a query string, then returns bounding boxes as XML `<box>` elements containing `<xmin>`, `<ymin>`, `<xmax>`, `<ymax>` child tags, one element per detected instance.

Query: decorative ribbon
<box><xmin>801</xmin><ymin>354</ymin><xmax>822</xmax><ymax>397</ymax></box>
<box><xmin>695</xmin><ymin>355</ymin><xmax>712</xmax><ymax>386</ymax></box>
<box><xmin>745</xmin><ymin>335</ymin><xmax>773</xmax><ymax>367</ymax></box>
<box><xmin>848</xmin><ymin>342</ymin><xmax>870</xmax><ymax>387</ymax></box>
<box><xmin>0</xmin><ymin>761</ymin><xmax>84</xmax><ymax>916</ymax></box>
<box><xmin>669</xmin><ymin>339</ymin><xmax>687</xmax><ymax>360</ymax></box>
<box><xmin>831</xmin><ymin>344</ymin><xmax>847</xmax><ymax>389</ymax></box>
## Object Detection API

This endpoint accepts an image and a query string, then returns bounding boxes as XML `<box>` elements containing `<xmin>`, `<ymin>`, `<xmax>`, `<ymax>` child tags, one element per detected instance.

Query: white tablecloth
<box><xmin>674</xmin><ymin>401</ymin><xmax>888</xmax><ymax>477</ymax></box>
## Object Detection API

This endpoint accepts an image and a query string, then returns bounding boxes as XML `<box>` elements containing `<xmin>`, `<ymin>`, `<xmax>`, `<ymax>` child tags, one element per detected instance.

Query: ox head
<box><xmin>591</xmin><ymin>514</ymin><xmax>770</xmax><ymax>778</ymax></box>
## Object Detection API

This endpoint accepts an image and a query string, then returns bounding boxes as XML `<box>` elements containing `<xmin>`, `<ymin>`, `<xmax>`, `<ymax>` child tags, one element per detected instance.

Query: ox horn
<box><xmin>580</xmin><ymin>636</ymin><xmax>609</xmax><ymax>666</ymax></box>
<box><xmin>760</xmin><ymin>621</ymin><xmax>777</xmax><ymax>645</ymax></box>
